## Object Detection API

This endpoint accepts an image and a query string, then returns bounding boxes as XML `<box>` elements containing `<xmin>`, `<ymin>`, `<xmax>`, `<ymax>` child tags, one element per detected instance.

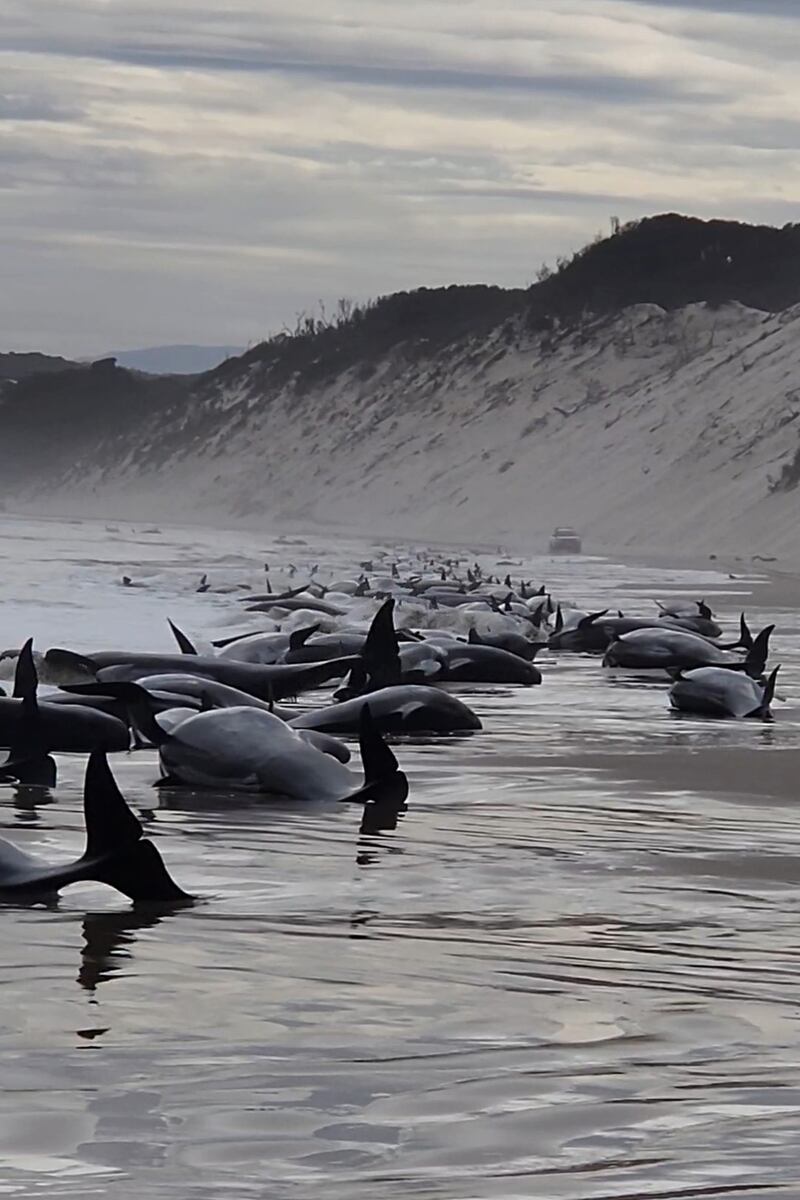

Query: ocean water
<box><xmin>1</xmin><ymin>512</ymin><xmax>800</xmax><ymax>1198</ymax></box>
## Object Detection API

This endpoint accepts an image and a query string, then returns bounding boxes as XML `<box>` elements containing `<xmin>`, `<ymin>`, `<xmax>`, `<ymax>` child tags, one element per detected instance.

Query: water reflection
<box><xmin>78</xmin><ymin>903</ymin><xmax>187</xmax><ymax>992</ymax></box>
<box><xmin>9</xmin><ymin>783</ymin><xmax>56</xmax><ymax>821</ymax></box>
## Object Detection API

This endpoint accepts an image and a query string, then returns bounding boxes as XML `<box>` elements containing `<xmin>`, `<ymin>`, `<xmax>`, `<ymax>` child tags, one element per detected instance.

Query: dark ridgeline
<box><xmin>0</xmin><ymin>351</ymin><xmax>80</xmax><ymax>381</ymax></box>
<box><xmin>2</xmin><ymin>213</ymin><xmax>800</xmax><ymax>491</ymax></box>
<box><xmin>525</xmin><ymin>214</ymin><xmax>800</xmax><ymax>326</ymax></box>
<box><xmin>0</xmin><ymin>358</ymin><xmax>185</xmax><ymax>485</ymax></box>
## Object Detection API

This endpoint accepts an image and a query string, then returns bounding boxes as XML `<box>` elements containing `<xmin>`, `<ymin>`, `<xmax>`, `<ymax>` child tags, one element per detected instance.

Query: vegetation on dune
<box><xmin>212</xmin><ymin>214</ymin><xmax>800</xmax><ymax>387</ymax></box>
<box><xmin>4</xmin><ymin>213</ymin><xmax>800</xmax><ymax>499</ymax></box>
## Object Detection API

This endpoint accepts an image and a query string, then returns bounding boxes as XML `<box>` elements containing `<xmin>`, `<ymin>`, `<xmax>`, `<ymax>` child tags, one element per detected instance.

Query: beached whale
<box><xmin>669</xmin><ymin>666</ymin><xmax>780</xmax><ymax>720</ymax></box>
<box><xmin>0</xmin><ymin>751</ymin><xmax>190</xmax><ymax>903</ymax></box>
<box><xmin>140</xmin><ymin>702</ymin><xmax>407</xmax><ymax>829</ymax></box>
<box><xmin>466</xmin><ymin>627</ymin><xmax>542</xmax><ymax>662</ymax></box>
<box><xmin>437</xmin><ymin>643</ymin><xmax>542</xmax><ymax>684</ymax></box>
<box><xmin>603</xmin><ymin>625</ymin><xmax>773</xmax><ymax>675</ymax></box>
<box><xmin>45</xmin><ymin>648</ymin><xmax>358</xmax><ymax>702</ymax></box>
<box><xmin>65</xmin><ymin>676</ymin><xmax>351</xmax><ymax>761</ymax></box>
<box><xmin>289</xmin><ymin>686</ymin><xmax>482</xmax><ymax>735</ymax></box>
<box><xmin>0</xmin><ymin>642</ymin><xmax>129</xmax><ymax>773</ymax></box>
<box><xmin>551</xmin><ymin>611</ymin><xmax>747</xmax><ymax>654</ymax></box>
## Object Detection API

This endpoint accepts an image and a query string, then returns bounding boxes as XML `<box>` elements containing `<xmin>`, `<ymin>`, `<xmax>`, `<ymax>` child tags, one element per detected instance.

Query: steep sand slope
<box><xmin>30</xmin><ymin>301</ymin><xmax>800</xmax><ymax>557</ymax></box>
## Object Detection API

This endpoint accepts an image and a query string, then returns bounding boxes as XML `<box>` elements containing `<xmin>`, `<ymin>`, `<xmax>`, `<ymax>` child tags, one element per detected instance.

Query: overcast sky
<box><xmin>2</xmin><ymin>0</ymin><xmax>798</xmax><ymax>355</ymax></box>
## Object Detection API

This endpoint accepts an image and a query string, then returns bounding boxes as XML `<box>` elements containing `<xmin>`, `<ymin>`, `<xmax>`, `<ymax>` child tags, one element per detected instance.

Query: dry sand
<box><xmin>17</xmin><ymin>299</ymin><xmax>800</xmax><ymax>565</ymax></box>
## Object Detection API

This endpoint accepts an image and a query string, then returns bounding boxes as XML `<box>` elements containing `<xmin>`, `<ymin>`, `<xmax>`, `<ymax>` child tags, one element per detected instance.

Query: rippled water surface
<box><xmin>2</xmin><ymin>513</ymin><xmax>800</xmax><ymax>1198</ymax></box>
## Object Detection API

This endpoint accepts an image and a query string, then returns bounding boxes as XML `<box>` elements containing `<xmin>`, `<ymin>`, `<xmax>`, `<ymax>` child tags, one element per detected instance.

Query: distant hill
<box><xmin>0</xmin><ymin>351</ymin><xmax>79</xmax><ymax>381</ymax></box>
<box><xmin>103</xmin><ymin>344</ymin><xmax>245</xmax><ymax>375</ymax></box>
<box><xmin>6</xmin><ymin>214</ymin><xmax>800</xmax><ymax>558</ymax></box>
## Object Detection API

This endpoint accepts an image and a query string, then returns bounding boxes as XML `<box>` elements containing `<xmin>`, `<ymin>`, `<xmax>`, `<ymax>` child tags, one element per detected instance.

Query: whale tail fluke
<box><xmin>81</xmin><ymin>750</ymin><xmax>191</xmax><ymax>903</ymax></box>
<box><xmin>745</xmin><ymin>624</ymin><xmax>775</xmax><ymax>678</ymax></box>
<box><xmin>718</xmin><ymin>612</ymin><xmax>754</xmax><ymax>652</ymax></box>
<box><xmin>343</xmin><ymin>706</ymin><xmax>408</xmax><ymax>832</ymax></box>
<box><xmin>738</xmin><ymin>613</ymin><xmax>754</xmax><ymax>651</ymax></box>
<box><xmin>751</xmin><ymin>665</ymin><xmax>781</xmax><ymax>719</ymax></box>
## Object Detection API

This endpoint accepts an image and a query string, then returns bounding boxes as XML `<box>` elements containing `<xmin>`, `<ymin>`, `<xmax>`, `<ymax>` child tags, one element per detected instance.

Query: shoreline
<box><xmin>5</xmin><ymin>502</ymin><xmax>800</xmax><ymax>608</ymax></box>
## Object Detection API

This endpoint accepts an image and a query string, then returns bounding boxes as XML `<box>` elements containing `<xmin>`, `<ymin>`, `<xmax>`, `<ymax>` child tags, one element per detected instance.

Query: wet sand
<box><xmin>2</xmin><ymin>515</ymin><xmax>800</xmax><ymax>1199</ymax></box>
<box><xmin>535</xmin><ymin>745</ymin><xmax>799</xmax><ymax>801</ymax></box>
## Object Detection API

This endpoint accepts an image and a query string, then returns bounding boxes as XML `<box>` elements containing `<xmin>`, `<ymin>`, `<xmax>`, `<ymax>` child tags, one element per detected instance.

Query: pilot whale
<box><xmin>0</xmin><ymin>642</ymin><xmax>129</xmax><ymax>772</ymax></box>
<box><xmin>603</xmin><ymin>625</ymin><xmax>773</xmax><ymax>675</ymax></box>
<box><xmin>136</xmin><ymin>701</ymin><xmax>407</xmax><ymax>830</ymax></box>
<box><xmin>289</xmin><ymin>686</ymin><xmax>482</xmax><ymax>735</ymax></box>
<box><xmin>669</xmin><ymin>665</ymin><xmax>780</xmax><ymax>720</ymax></box>
<box><xmin>45</xmin><ymin>648</ymin><xmax>359</xmax><ymax>702</ymax></box>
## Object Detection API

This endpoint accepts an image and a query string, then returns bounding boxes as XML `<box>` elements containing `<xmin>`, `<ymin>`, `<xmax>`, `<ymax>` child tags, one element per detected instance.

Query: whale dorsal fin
<box><xmin>289</xmin><ymin>624</ymin><xmax>320</xmax><ymax>651</ymax></box>
<box><xmin>13</xmin><ymin>637</ymin><xmax>37</xmax><ymax>704</ymax></box>
<box><xmin>578</xmin><ymin>610</ymin><xmax>608</xmax><ymax>630</ymax></box>
<box><xmin>168</xmin><ymin>620</ymin><xmax>197</xmax><ymax>655</ymax></box>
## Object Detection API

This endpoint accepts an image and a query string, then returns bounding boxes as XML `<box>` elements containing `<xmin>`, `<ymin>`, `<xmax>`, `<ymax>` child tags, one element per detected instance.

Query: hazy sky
<box><xmin>2</xmin><ymin>0</ymin><xmax>798</xmax><ymax>355</ymax></box>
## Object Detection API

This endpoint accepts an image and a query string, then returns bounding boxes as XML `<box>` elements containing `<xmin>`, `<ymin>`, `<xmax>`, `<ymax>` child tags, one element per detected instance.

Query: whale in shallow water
<box><xmin>550</xmin><ymin>611</ymin><xmax>737</xmax><ymax>653</ymax></box>
<box><xmin>603</xmin><ymin>625</ymin><xmax>773</xmax><ymax>675</ymax></box>
<box><xmin>45</xmin><ymin>648</ymin><xmax>359</xmax><ymax>702</ymax></box>
<box><xmin>669</xmin><ymin>666</ymin><xmax>780</xmax><ymax>720</ymax></box>
<box><xmin>334</xmin><ymin>597</ymin><xmax>541</xmax><ymax>693</ymax></box>
<box><xmin>0</xmin><ymin>643</ymin><xmax>129</xmax><ymax>777</ymax></box>
<box><xmin>0</xmin><ymin>751</ymin><xmax>190</xmax><ymax>903</ymax></box>
<box><xmin>142</xmin><ymin>703</ymin><xmax>407</xmax><ymax>830</ymax></box>
<box><xmin>65</xmin><ymin>677</ymin><xmax>351</xmax><ymax>762</ymax></box>
<box><xmin>289</xmin><ymin>686</ymin><xmax>482</xmax><ymax>735</ymax></box>
<box><xmin>466</xmin><ymin>627</ymin><xmax>542</xmax><ymax>662</ymax></box>
<box><xmin>437</xmin><ymin>643</ymin><xmax>542</xmax><ymax>684</ymax></box>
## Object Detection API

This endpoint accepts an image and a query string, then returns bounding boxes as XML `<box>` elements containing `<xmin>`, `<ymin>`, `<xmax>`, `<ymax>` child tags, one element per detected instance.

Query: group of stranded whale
<box><xmin>0</xmin><ymin>550</ymin><xmax>780</xmax><ymax>905</ymax></box>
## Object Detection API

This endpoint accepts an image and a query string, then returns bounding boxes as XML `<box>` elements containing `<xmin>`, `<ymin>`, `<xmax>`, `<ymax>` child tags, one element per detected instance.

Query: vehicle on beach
<box><xmin>549</xmin><ymin>526</ymin><xmax>582</xmax><ymax>554</ymax></box>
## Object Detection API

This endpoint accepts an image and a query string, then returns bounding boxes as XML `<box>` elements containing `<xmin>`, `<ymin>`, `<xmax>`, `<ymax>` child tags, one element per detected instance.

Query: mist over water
<box><xmin>1</xmin><ymin>513</ymin><xmax>800</xmax><ymax>1198</ymax></box>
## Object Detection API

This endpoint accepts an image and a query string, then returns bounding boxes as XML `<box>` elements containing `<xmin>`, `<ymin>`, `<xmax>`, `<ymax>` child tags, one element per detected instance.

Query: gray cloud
<box><xmin>636</xmin><ymin>0</ymin><xmax>798</xmax><ymax>15</ymax></box>
<box><xmin>0</xmin><ymin>93</ymin><xmax>82</xmax><ymax>122</ymax></box>
<box><xmin>1</xmin><ymin>0</ymin><xmax>798</xmax><ymax>355</ymax></box>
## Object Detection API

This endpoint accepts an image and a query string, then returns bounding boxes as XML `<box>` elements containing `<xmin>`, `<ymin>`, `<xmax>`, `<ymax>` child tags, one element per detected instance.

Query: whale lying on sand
<box><xmin>669</xmin><ymin>666</ymin><xmax>780</xmax><ymax>720</ymax></box>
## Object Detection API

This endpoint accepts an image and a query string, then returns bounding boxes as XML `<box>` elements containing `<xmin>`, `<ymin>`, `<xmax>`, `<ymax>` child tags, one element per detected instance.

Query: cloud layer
<box><xmin>1</xmin><ymin>0</ymin><xmax>798</xmax><ymax>354</ymax></box>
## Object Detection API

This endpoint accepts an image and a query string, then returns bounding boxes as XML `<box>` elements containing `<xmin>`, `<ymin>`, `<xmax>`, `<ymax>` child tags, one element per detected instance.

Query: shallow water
<box><xmin>1</xmin><ymin>513</ymin><xmax>800</xmax><ymax>1197</ymax></box>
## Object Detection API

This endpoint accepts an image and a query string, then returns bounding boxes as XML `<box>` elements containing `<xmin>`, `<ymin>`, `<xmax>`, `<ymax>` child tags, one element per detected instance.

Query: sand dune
<box><xmin>11</xmin><ymin>300</ymin><xmax>800</xmax><ymax>560</ymax></box>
